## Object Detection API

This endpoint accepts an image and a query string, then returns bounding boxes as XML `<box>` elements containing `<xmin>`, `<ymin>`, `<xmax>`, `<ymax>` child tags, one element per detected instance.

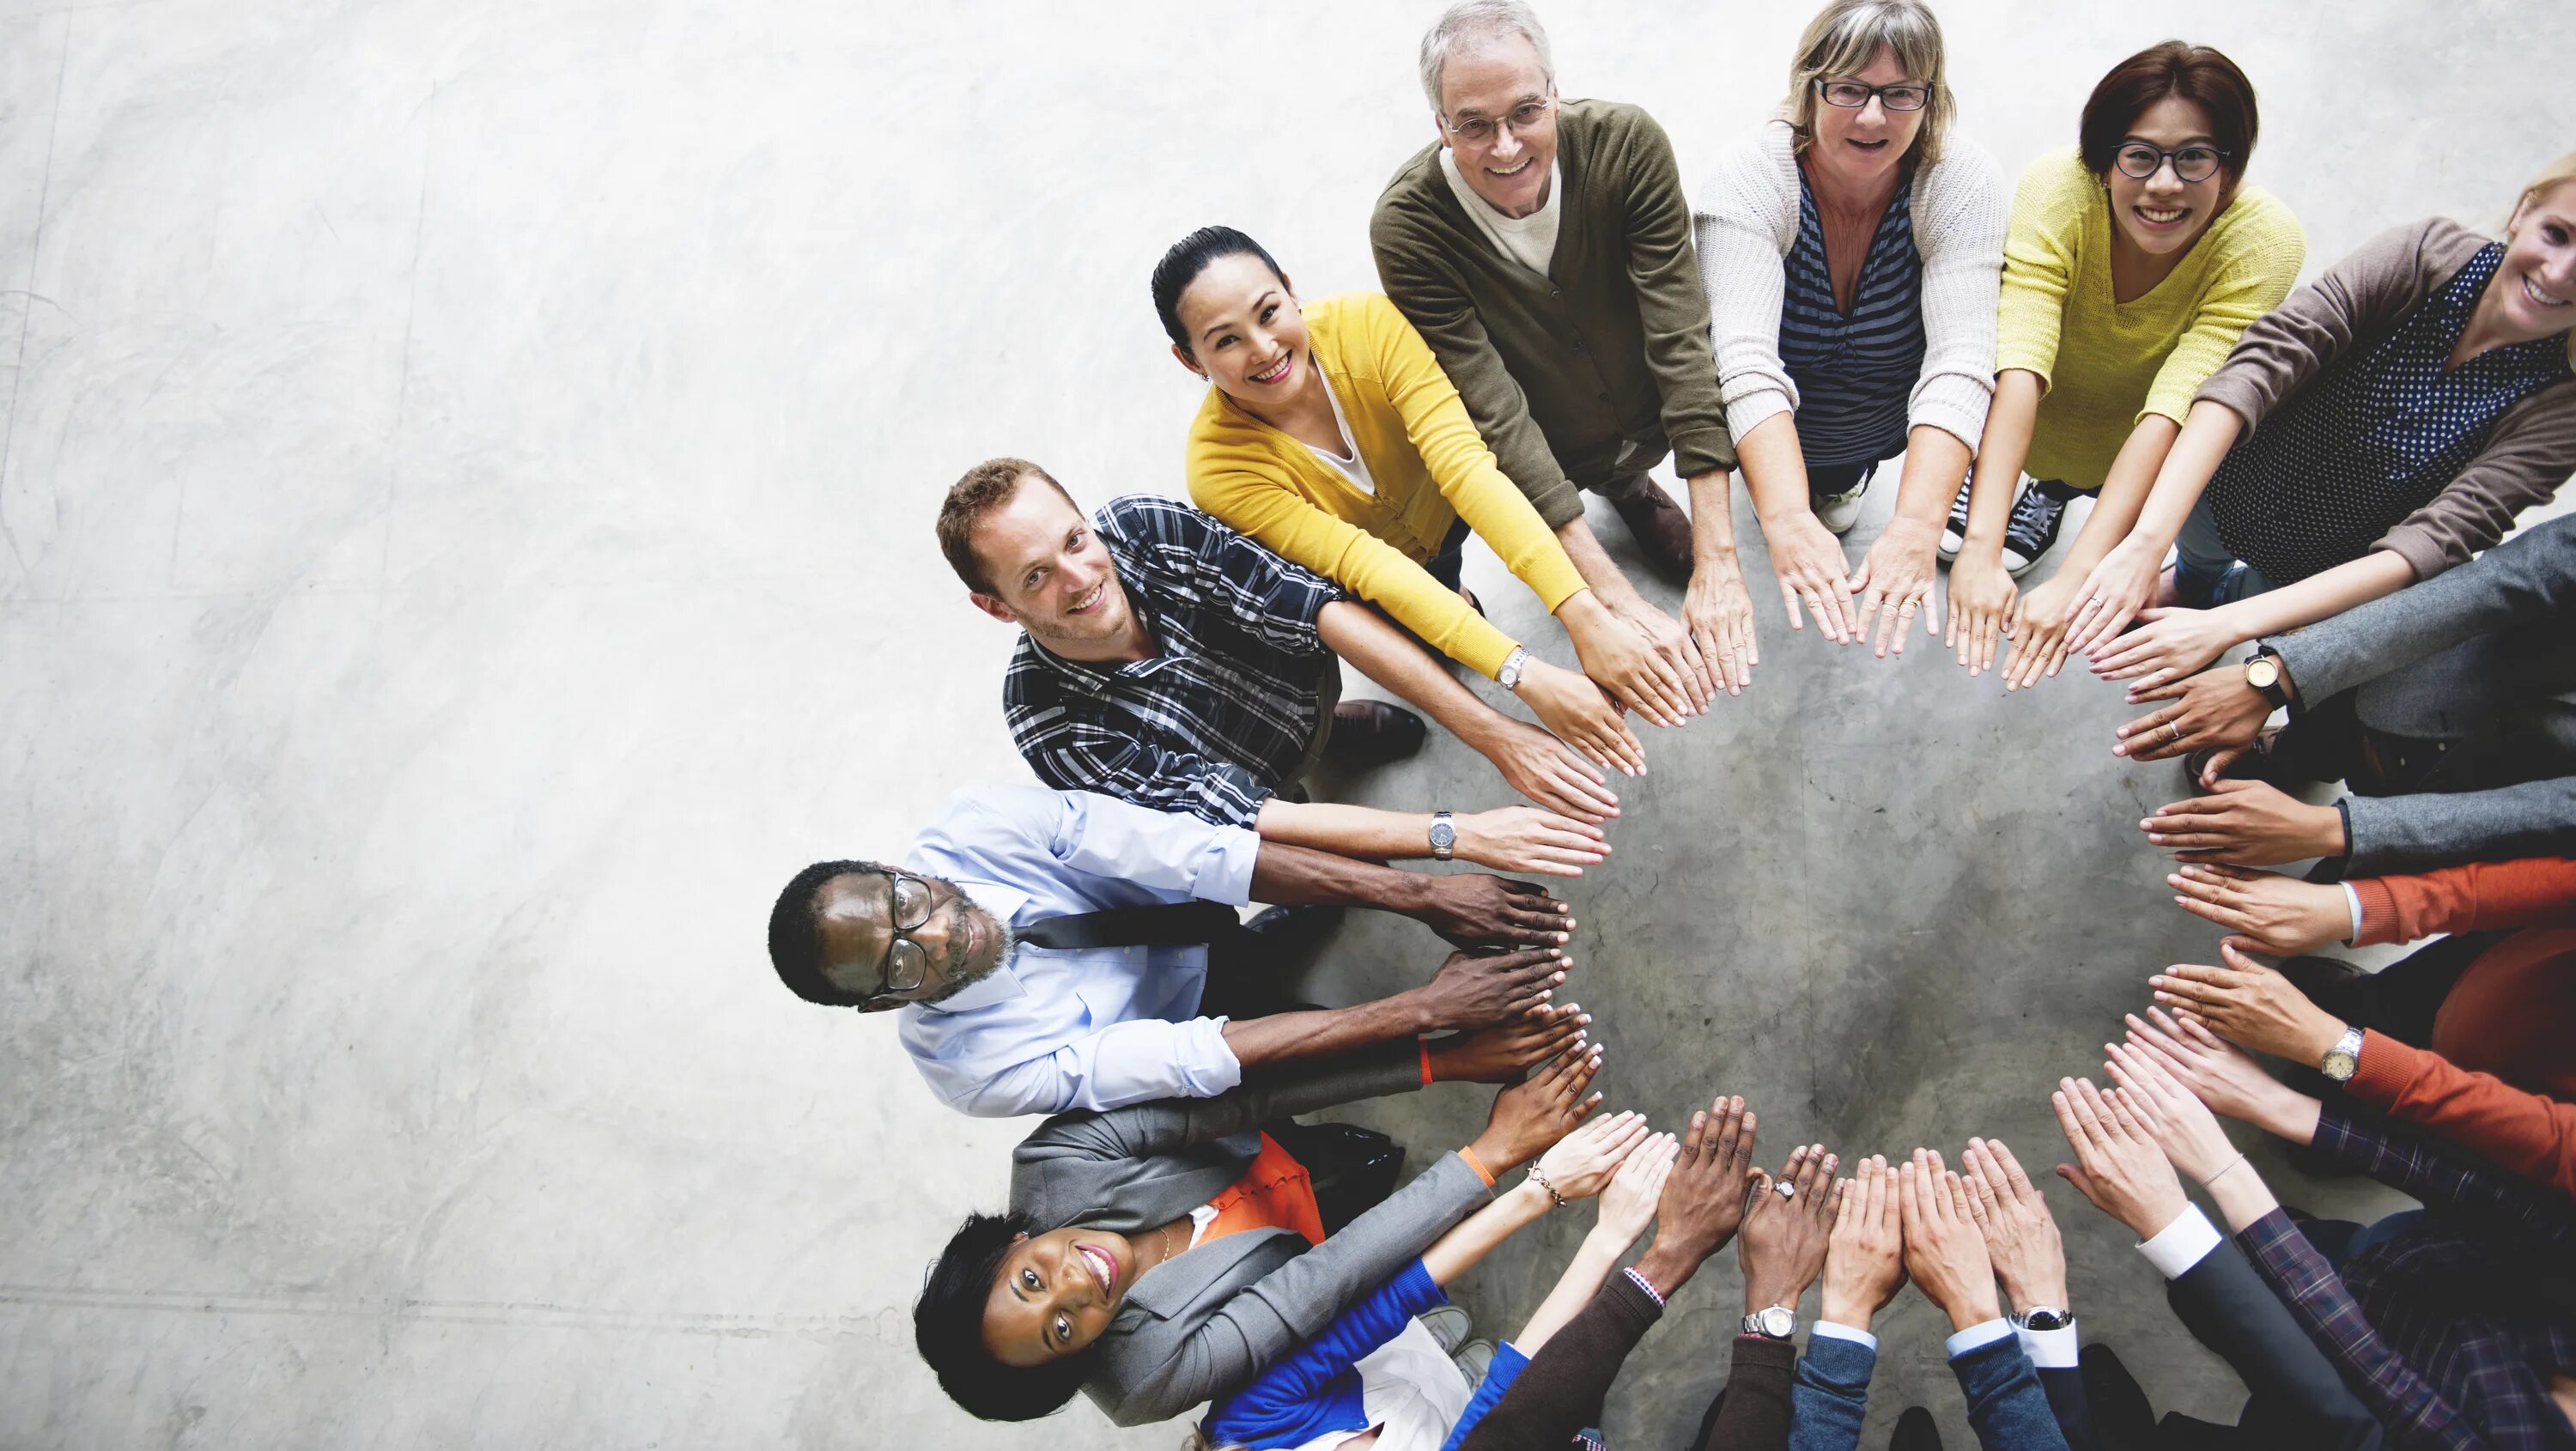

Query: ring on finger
<box><xmin>2165</xmin><ymin>721</ymin><xmax>2182</xmax><ymax>743</ymax></box>
<box><xmin>1772</xmin><ymin>1179</ymin><xmax>1796</xmax><ymax>1199</ymax></box>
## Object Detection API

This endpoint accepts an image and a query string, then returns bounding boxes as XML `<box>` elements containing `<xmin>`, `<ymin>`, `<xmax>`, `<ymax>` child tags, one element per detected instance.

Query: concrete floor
<box><xmin>2</xmin><ymin>1</ymin><xmax>2567</xmax><ymax>1447</ymax></box>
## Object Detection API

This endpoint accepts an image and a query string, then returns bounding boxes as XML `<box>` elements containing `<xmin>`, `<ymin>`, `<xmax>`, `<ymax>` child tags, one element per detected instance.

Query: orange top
<box><xmin>2350</xmin><ymin>856</ymin><xmax>2576</xmax><ymax>944</ymax></box>
<box><xmin>1193</xmin><ymin>1133</ymin><xmax>1326</xmax><ymax>1250</ymax></box>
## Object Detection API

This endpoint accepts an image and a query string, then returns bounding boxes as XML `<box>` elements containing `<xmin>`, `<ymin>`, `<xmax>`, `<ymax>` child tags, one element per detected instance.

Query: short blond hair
<box><xmin>1781</xmin><ymin>0</ymin><xmax>1953</xmax><ymax>170</ymax></box>
<box><xmin>2506</xmin><ymin>153</ymin><xmax>2576</xmax><ymax>369</ymax></box>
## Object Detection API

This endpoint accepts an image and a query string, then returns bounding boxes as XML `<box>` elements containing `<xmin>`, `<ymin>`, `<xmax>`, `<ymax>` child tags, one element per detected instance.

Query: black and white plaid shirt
<box><xmin>1005</xmin><ymin>495</ymin><xmax>1342</xmax><ymax>829</ymax></box>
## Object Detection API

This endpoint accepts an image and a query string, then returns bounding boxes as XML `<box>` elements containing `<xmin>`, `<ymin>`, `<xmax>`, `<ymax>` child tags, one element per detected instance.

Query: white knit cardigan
<box><xmin>1692</xmin><ymin>118</ymin><xmax>2008</xmax><ymax>453</ymax></box>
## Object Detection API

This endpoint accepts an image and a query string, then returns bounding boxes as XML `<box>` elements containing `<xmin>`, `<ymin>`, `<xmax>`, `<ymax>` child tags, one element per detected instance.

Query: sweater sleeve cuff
<box><xmin>2352</xmin><ymin>878</ymin><xmax>2401</xmax><ymax>944</ymax></box>
<box><xmin>1666</xmin><ymin>425</ymin><xmax>1738</xmax><ymax>477</ymax></box>
<box><xmin>1811</xmin><ymin>1320</ymin><xmax>1879</xmax><ymax>1351</ymax></box>
<box><xmin>1943</xmin><ymin>1318</ymin><xmax>2014</xmax><ymax>1359</ymax></box>
<box><xmin>1720</xmin><ymin>388</ymin><xmax>1794</xmax><ymax>447</ymax></box>
<box><xmin>2344</xmin><ymin>1029</ymin><xmax>2418</xmax><ymax>1108</ymax></box>
<box><xmin>2136</xmin><ymin>1205</ymin><xmax>2223</xmax><ymax>1279</ymax></box>
<box><xmin>1909</xmin><ymin>377</ymin><xmax>1993</xmax><ymax>454</ymax></box>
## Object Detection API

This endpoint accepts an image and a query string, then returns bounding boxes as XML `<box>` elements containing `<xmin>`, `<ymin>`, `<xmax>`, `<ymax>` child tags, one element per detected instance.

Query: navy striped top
<box><xmin>1779</xmin><ymin>172</ymin><xmax>1926</xmax><ymax>469</ymax></box>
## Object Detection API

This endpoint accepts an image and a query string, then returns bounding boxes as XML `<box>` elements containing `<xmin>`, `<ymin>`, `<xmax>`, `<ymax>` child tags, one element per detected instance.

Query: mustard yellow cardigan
<box><xmin>1995</xmin><ymin>148</ymin><xmax>2306</xmax><ymax>489</ymax></box>
<box><xmin>1185</xmin><ymin>293</ymin><xmax>1589</xmax><ymax>680</ymax></box>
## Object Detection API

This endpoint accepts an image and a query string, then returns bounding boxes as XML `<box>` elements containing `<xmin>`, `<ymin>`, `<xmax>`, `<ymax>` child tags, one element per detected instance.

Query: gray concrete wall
<box><xmin>0</xmin><ymin>2</ymin><xmax>2564</xmax><ymax>1448</ymax></box>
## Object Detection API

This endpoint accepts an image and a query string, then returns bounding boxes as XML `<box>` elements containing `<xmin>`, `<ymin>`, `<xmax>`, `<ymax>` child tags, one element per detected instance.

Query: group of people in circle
<box><xmin>764</xmin><ymin>0</ymin><xmax>2576</xmax><ymax>1445</ymax></box>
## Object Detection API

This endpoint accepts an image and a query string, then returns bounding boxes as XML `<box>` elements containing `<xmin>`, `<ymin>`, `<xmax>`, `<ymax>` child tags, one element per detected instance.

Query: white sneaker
<box><xmin>1812</xmin><ymin>465</ymin><xmax>1874</xmax><ymax>536</ymax></box>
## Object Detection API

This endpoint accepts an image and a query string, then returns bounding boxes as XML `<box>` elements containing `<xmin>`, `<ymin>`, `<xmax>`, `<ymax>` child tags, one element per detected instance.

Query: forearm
<box><xmin>1696</xmin><ymin>1335</ymin><xmax>1798</xmax><ymax>1451</ymax></box>
<box><xmin>1455</xmin><ymin>1274</ymin><xmax>1662</xmax><ymax>1451</ymax></box>
<box><xmin>1219</xmin><ymin>995</ymin><xmax>1438</xmax><ymax>1075</ymax></box>
<box><xmin>1735</xmin><ymin>413</ymin><xmax>1814</xmax><ymax>527</ymax></box>
<box><xmin>1249</xmin><ymin>837</ymin><xmax>1434</xmax><ymax>917</ymax></box>
<box><xmin>2123</xmin><ymin>400</ymin><xmax>2243</xmax><ymax>553</ymax></box>
<box><xmin>1254</xmin><ymin>801</ymin><xmax>1438</xmax><ymax>865</ymax></box>
<box><xmin>1510</xmin><ymin>1229</ymin><xmax>1629</xmax><ymax>1354</ymax></box>
<box><xmin>2224</xmin><ymin>552</ymin><xmax>2416</xmax><ymax>646</ymax></box>
<box><xmin>1959</xmin><ymin>372</ymin><xmax>2041</xmax><ymax>560</ymax></box>
<box><xmin>2205</xmin><ymin>1158</ymin><xmax>2282</xmax><ymax>1233</ymax></box>
<box><xmin>2055</xmin><ymin>415</ymin><xmax>2181</xmax><ymax>576</ymax></box>
<box><xmin>1315</xmin><ymin>600</ymin><xmax>1509</xmax><ymax>751</ymax></box>
<box><xmin>1556</xmin><ymin>517</ymin><xmax>1649</xmax><ymax>613</ymax></box>
<box><xmin>1687</xmin><ymin>469</ymin><xmax>1742</xmax><ymax>566</ymax></box>
<box><xmin>1423</xmin><ymin>1181</ymin><xmax>1553</xmax><ymax>1285</ymax></box>
<box><xmin>1886</xmin><ymin>425</ymin><xmax>1972</xmax><ymax>531</ymax></box>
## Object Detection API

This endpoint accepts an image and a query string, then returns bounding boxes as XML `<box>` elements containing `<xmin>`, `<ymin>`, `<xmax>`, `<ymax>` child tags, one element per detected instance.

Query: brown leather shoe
<box><xmin>1323</xmin><ymin>700</ymin><xmax>1427</xmax><ymax>765</ymax></box>
<box><xmin>1608</xmin><ymin>482</ymin><xmax>1695</xmax><ymax>580</ymax></box>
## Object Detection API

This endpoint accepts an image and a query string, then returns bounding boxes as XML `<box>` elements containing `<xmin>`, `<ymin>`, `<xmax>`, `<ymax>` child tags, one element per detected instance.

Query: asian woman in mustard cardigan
<box><xmin>1151</xmin><ymin>226</ymin><xmax>1692</xmax><ymax>779</ymax></box>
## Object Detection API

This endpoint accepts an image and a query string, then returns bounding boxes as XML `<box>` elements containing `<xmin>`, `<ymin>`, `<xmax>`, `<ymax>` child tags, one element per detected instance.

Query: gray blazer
<box><xmin>2267</xmin><ymin>513</ymin><xmax>2576</xmax><ymax>874</ymax></box>
<box><xmin>1007</xmin><ymin>1043</ymin><xmax>1489</xmax><ymax>1427</ymax></box>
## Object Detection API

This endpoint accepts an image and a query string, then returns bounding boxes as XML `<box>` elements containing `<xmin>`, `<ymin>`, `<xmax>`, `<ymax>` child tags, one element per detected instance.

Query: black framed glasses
<box><xmin>1442</xmin><ymin>94</ymin><xmax>1554</xmax><ymax>146</ymax></box>
<box><xmin>870</xmin><ymin>871</ymin><xmax>939</xmax><ymax>995</ymax></box>
<box><xmin>2113</xmin><ymin>142</ymin><xmax>2228</xmax><ymax>184</ymax></box>
<box><xmin>1815</xmin><ymin>78</ymin><xmax>1929</xmax><ymax>112</ymax></box>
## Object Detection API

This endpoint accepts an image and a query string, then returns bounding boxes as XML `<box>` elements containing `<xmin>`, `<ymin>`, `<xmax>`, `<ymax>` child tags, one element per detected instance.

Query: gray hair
<box><xmin>1419</xmin><ymin>0</ymin><xmax>1555</xmax><ymax>112</ymax></box>
<box><xmin>1782</xmin><ymin>0</ymin><xmax>1953</xmax><ymax>168</ymax></box>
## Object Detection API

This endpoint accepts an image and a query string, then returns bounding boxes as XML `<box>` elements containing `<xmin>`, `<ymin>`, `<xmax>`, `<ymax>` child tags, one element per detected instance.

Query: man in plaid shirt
<box><xmin>2233</xmin><ymin>1108</ymin><xmax>2576</xmax><ymax>1450</ymax></box>
<box><xmin>938</xmin><ymin>458</ymin><xmax>1623</xmax><ymax>835</ymax></box>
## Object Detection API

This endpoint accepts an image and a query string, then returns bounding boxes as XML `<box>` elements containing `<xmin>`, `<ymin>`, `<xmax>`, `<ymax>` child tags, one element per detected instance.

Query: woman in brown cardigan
<box><xmin>2068</xmin><ymin>154</ymin><xmax>2576</xmax><ymax>693</ymax></box>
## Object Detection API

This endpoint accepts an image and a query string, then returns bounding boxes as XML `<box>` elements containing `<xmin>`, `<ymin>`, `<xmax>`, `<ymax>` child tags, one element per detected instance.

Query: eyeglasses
<box><xmin>1814</xmin><ymin>79</ymin><xmax>1929</xmax><ymax>112</ymax></box>
<box><xmin>870</xmin><ymin>871</ymin><xmax>939</xmax><ymax>995</ymax></box>
<box><xmin>1443</xmin><ymin>94</ymin><xmax>1554</xmax><ymax>146</ymax></box>
<box><xmin>2113</xmin><ymin>143</ymin><xmax>2229</xmax><ymax>185</ymax></box>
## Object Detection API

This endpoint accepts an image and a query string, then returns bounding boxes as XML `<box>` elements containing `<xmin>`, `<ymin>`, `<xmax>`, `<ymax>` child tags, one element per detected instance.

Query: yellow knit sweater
<box><xmin>1995</xmin><ymin>148</ymin><xmax>2306</xmax><ymax>489</ymax></box>
<box><xmin>1186</xmin><ymin>292</ymin><xmax>1589</xmax><ymax>679</ymax></box>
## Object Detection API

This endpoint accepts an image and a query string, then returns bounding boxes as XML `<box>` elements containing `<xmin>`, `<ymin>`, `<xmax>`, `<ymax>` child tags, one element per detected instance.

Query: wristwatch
<box><xmin>2319</xmin><ymin>1024</ymin><xmax>2366</xmax><ymax>1083</ymax></box>
<box><xmin>2245</xmin><ymin>647</ymin><xmax>2291</xmax><ymax>708</ymax></box>
<box><xmin>2013</xmin><ymin>1306</ymin><xmax>2071</xmax><ymax>1332</ymax></box>
<box><xmin>1429</xmin><ymin>811</ymin><xmax>1456</xmax><ymax>862</ymax></box>
<box><xmin>1497</xmin><ymin>647</ymin><xmax>1529</xmax><ymax>692</ymax></box>
<box><xmin>1741</xmin><ymin>1305</ymin><xmax>1796</xmax><ymax>1339</ymax></box>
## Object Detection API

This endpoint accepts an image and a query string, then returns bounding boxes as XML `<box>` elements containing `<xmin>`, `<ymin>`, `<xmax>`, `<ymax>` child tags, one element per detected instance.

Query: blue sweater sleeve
<box><xmin>1204</xmin><ymin>1260</ymin><xmax>1449</xmax><ymax>1447</ymax></box>
<box><xmin>1439</xmin><ymin>1342</ymin><xmax>1531</xmax><ymax>1451</ymax></box>
<box><xmin>1790</xmin><ymin>1333</ymin><xmax>1878</xmax><ymax>1451</ymax></box>
<box><xmin>1950</xmin><ymin>1336</ymin><xmax>2075</xmax><ymax>1451</ymax></box>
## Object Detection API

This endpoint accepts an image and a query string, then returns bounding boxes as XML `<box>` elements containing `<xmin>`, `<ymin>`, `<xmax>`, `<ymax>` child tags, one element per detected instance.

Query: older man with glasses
<box><xmin>764</xmin><ymin>783</ymin><xmax>1588</xmax><ymax>1119</ymax></box>
<box><xmin>1370</xmin><ymin>0</ymin><xmax>1752</xmax><ymax>706</ymax></box>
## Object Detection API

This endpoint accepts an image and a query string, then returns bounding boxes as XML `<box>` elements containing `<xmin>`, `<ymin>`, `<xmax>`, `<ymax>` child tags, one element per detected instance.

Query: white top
<box><xmin>1692</xmin><ymin>119</ymin><xmax>2008</xmax><ymax>451</ymax></box>
<box><xmin>1438</xmin><ymin>147</ymin><xmax>1563</xmax><ymax>278</ymax></box>
<box><xmin>1285</xmin><ymin>1318</ymin><xmax>1473</xmax><ymax>1451</ymax></box>
<box><xmin>1303</xmin><ymin>369</ymin><xmax>1378</xmax><ymax>495</ymax></box>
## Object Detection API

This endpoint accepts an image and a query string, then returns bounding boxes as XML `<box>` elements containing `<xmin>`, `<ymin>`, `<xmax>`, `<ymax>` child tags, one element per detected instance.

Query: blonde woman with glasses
<box><xmin>1694</xmin><ymin>0</ymin><xmax>2007</xmax><ymax>658</ymax></box>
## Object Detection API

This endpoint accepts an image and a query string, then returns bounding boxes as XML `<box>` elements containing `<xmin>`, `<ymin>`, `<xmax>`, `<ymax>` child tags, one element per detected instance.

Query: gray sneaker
<box><xmin>1812</xmin><ymin>464</ymin><xmax>1875</xmax><ymax>536</ymax></box>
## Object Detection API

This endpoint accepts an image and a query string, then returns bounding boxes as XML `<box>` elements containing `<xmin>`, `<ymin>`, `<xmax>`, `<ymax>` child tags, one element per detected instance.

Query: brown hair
<box><xmin>2078</xmin><ymin>41</ymin><xmax>2258</xmax><ymax>187</ymax></box>
<box><xmin>1783</xmin><ymin>0</ymin><xmax>1953</xmax><ymax>170</ymax></box>
<box><xmin>937</xmin><ymin>458</ymin><xmax>1074</xmax><ymax>594</ymax></box>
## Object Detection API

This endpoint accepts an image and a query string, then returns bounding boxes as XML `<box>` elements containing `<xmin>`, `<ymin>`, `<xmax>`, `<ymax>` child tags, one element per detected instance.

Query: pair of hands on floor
<box><xmin>1763</xmin><ymin>513</ymin><xmax>1945</xmax><ymax>660</ymax></box>
<box><xmin>1818</xmin><ymin>1142</ymin><xmax>2069</xmax><ymax>1337</ymax></box>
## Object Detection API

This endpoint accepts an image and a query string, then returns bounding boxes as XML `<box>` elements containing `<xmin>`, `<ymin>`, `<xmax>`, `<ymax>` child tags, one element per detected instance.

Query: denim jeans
<box><xmin>2173</xmin><ymin>491</ymin><xmax>2279</xmax><ymax>607</ymax></box>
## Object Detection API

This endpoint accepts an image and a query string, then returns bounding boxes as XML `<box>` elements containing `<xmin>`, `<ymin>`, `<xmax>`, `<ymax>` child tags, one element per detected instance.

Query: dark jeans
<box><xmin>1424</xmin><ymin>518</ymin><xmax>1473</xmax><ymax>592</ymax></box>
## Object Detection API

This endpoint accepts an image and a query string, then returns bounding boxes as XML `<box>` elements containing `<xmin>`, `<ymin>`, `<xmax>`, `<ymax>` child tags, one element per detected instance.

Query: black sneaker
<box><xmin>1937</xmin><ymin>478</ymin><xmax>1974</xmax><ymax>562</ymax></box>
<box><xmin>2002</xmin><ymin>480</ymin><xmax>2071</xmax><ymax>577</ymax></box>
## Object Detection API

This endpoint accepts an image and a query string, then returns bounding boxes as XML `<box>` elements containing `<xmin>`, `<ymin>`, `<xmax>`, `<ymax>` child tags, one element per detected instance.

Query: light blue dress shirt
<box><xmin>896</xmin><ymin>784</ymin><xmax>1262</xmax><ymax>1118</ymax></box>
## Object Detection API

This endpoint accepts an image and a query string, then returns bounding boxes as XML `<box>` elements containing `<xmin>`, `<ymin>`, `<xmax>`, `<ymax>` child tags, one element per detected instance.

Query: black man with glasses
<box><xmin>1371</xmin><ymin>1</ymin><xmax>1747</xmax><ymax>707</ymax></box>
<box><xmin>1693</xmin><ymin>0</ymin><xmax>2007</xmax><ymax>661</ymax></box>
<box><xmin>762</xmin><ymin>784</ymin><xmax>1587</xmax><ymax>1118</ymax></box>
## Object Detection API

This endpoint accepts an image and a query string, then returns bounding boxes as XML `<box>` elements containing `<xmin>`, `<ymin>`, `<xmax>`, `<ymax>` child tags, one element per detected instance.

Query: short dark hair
<box><xmin>939</xmin><ymin>458</ymin><xmax>1078</xmax><ymax>594</ymax></box>
<box><xmin>914</xmin><ymin>1210</ymin><xmax>1093</xmax><ymax>1422</ymax></box>
<box><xmin>1149</xmin><ymin>226</ymin><xmax>1287</xmax><ymax>355</ymax></box>
<box><xmin>2079</xmin><ymin>41</ymin><xmax>2258</xmax><ymax>184</ymax></box>
<box><xmin>765</xmin><ymin>859</ymin><xmax>895</xmax><ymax>1007</ymax></box>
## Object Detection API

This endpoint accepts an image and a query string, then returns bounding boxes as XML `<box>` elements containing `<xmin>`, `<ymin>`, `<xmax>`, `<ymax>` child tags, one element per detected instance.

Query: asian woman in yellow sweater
<box><xmin>1941</xmin><ymin>41</ymin><xmax>2306</xmax><ymax>689</ymax></box>
<box><xmin>1153</xmin><ymin>227</ymin><xmax>1694</xmax><ymax>779</ymax></box>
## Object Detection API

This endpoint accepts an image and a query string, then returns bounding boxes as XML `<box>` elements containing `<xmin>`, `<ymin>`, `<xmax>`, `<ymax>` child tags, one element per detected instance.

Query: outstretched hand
<box><xmin>2149</xmin><ymin>941</ymin><xmax>2350</xmax><ymax>1065</ymax></box>
<box><xmin>1470</xmin><ymin>1042</ymin><xmax>1606</xmax><ymax>1172</ymax></box>
<box><xmin>1532</xmin><ymin>1109</ymin><xmax>1652</xmax><ymax>1201</ymax></box>
<box><xmin>1595</xmin><ymin>1131</ymin><xmax>1679</xmax><ymax>1248</ymax></box>
<box><xmin>1740</xmin><ymin>1144</ymin><xmax>1840</xmax><ymax>1314</ymax></box>
<box><xmin>1412</xmin><ymin>945</ymin><xmax>1567</xmax><ymax>1031</ymax></box>
<box><xmin>1960</xmin><ymin>1138</ymin><xmax>2067</xmax><ymax>1317</ymax></box>
<box><xmin>2165</xmin><ymin>865</ymin><xmax>2349</xmax><ymax>955</ymax></box>
<box><xmin>1425</xmin><ymin>1001</ymin><xmax>1589</xmax><ymax>1084</ymax></box>
<box><xmin>2051</xmin><ymin>1075</ymin><xmax>2188</xmax><ymax>1242</ymax></box>
<box><xmin>1645</xmin><ymin>1095</ymin><xmax>1760</xmax><ymax>1275</ymax></box>
<box><xmin>2122</xmin><ymin>1008</ymin><xmax>2323</xmax><ymax>1145</ymax></box>
<box><xmin>1418</xmin><ymin>879</ymin><xmax>1575</xmax><ymax>950</ymax></box>
<box><xmin>1820</xmin><ymin>1155</ymin><xmax>1907</xmax><ymax>1331</ymax></box>
<box><xmin>1897</xmin><ymin>1150</ymin><xmax>2002</xmax><ymax>1332</ymax></box>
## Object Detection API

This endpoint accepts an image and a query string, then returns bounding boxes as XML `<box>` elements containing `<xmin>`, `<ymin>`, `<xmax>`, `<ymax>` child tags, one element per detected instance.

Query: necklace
<box><xmin>1155</xmin><ymin>1220</ymin><xmax>1181</xmax><ymax>1266</ymax></box>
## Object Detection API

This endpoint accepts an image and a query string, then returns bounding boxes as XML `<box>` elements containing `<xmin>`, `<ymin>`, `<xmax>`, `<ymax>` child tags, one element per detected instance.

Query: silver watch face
<box><xmin>1428</xmin><ymin>819</ymin><xmax>1455</xmax><ymax>851</ymax></box>
<box><xmin>1754</xmin><ymin>1305</ymin><xmax>1795</xmax><ymax>1338</ymax></box>
<box><xmin>2322</xmin><ymin>1050</ymin><xmax>2358</xmax><ymax>1082</ymax></box>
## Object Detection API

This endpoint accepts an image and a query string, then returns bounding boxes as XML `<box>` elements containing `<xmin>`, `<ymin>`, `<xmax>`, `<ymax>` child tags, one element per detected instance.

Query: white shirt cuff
<box><xmin>1811</xmin><ymin>1320</ymin><xmax>1878</xmax><ymax>1351</ymax></box>
<box><xmin>1944</xmin><ymin>1318</ymin><xmax>2014</xmax><ymax>1359</ymax></box>
<box><xmin>2136</xmin><ymin>1205</ymin><xmax>2223</xmax><ymax>1279</ymax></box>
<box><xmin>2342</xmin><ymin>882</ymin><xmax>2364</xmax><ymax>945</ymax></box>
<box><xmin>2016</xmin><ymin>1322</ymin><xmax>2079</xmax><ymax>1369</ymax></box>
